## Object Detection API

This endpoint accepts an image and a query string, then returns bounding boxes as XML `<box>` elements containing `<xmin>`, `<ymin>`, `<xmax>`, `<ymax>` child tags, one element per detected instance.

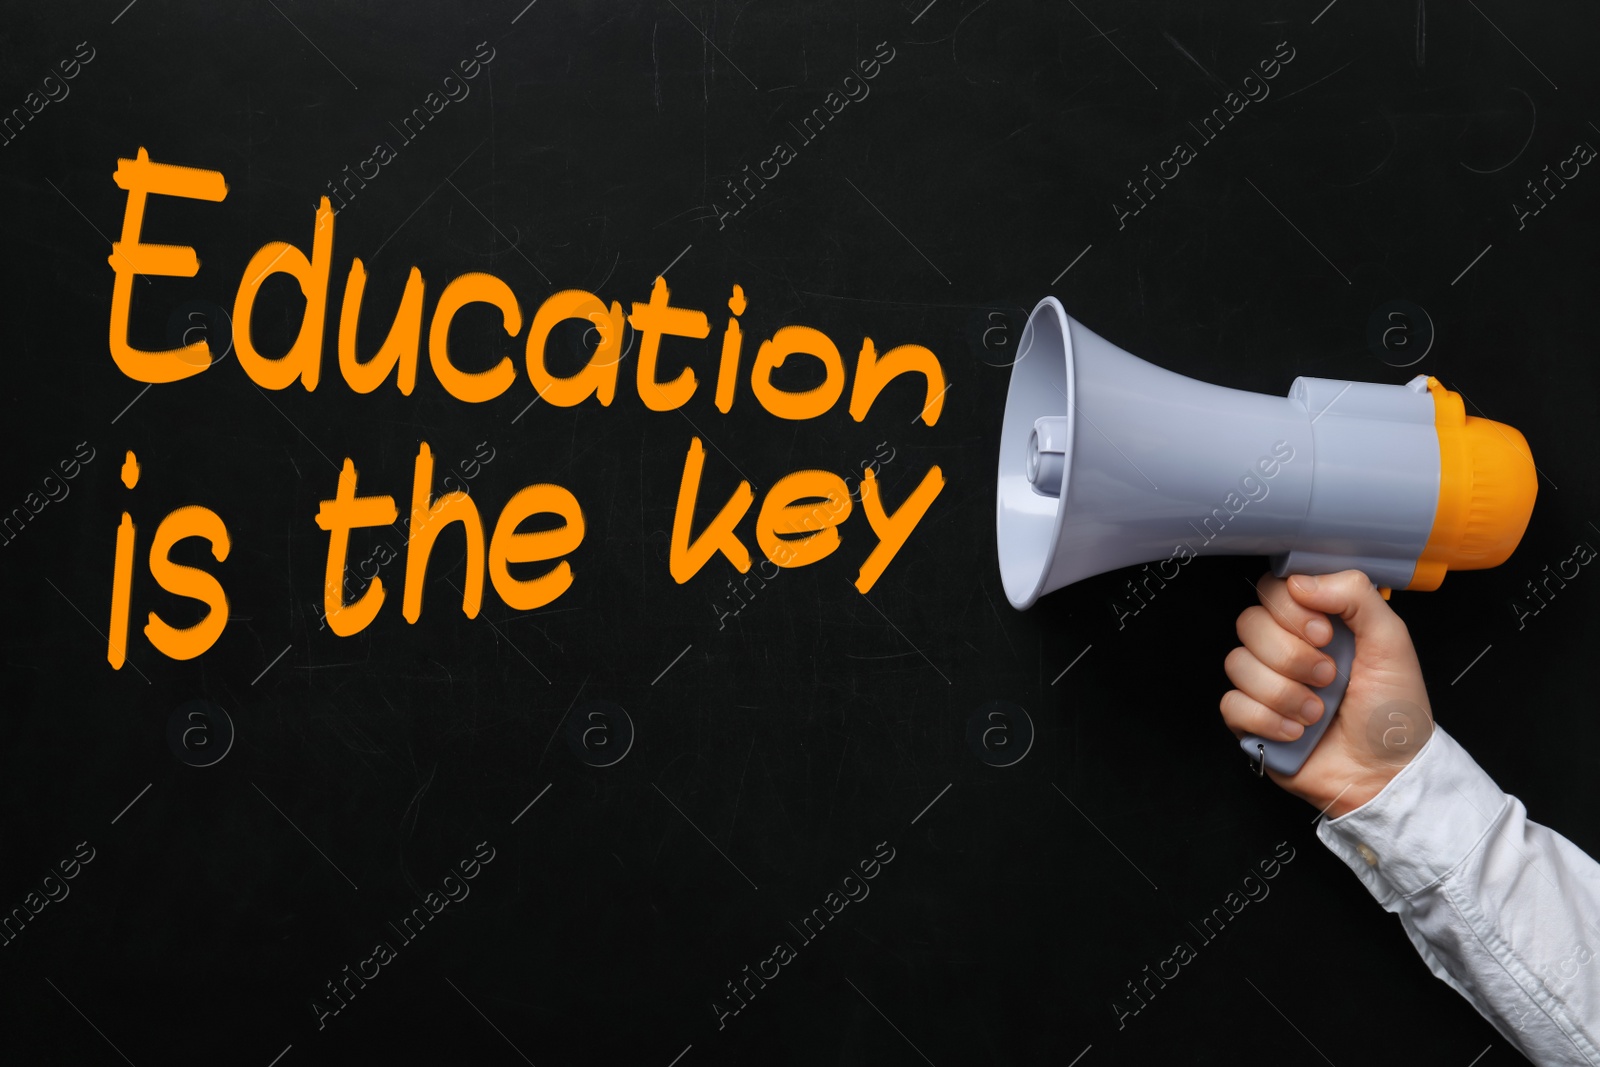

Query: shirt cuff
<box><xmin>1315</xmin><ymin>724</ymin><xmax>1510</xmax><ymax>904</ymax></box>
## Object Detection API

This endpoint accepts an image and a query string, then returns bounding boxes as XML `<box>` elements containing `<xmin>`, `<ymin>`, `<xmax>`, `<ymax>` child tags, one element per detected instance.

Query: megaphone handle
<box><xmin>1239</xmin><ymin>616</ymin><xmax>1356</xmax><ymax>776</ymax></box>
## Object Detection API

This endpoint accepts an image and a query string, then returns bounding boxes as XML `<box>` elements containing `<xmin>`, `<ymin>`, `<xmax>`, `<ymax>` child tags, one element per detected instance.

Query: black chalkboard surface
<box><xmin>3</xmin><ymin>2</ymin><xmax>1596</xmax><ymax>1064</ymax></box>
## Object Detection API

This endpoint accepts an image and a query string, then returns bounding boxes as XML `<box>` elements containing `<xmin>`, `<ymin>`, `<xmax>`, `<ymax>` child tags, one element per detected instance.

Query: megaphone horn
<box><xmin>996</xmin><ymin>297</ymin><xmax>1536</xmax><ymax>775</ymax></box>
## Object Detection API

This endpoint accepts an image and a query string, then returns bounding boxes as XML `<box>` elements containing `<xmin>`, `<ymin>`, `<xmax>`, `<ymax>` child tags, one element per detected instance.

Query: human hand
<box><xmin>1220</xmin><ymin>570</ymin><xmax>1435</xmax><ymax>818</ymax></box>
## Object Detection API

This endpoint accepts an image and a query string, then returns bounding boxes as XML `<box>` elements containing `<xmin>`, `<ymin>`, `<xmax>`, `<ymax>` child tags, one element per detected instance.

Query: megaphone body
<box><xmin>997</xmin><ymin>297</ymin><xmax>1536</xmax><ymax>774</ymax></box>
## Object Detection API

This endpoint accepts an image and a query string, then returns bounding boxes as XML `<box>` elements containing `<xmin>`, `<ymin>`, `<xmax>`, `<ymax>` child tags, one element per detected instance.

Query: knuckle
<box><xmin>1220</xmin><ymin>690</ymin><xmax>1257</xmax><ymax>729</ymax></box>
<box><xmin>1267</xmin><ymin>595</ymin><xmax>1299</xmax><ymax>626</ymax></box>
<box><xmin>1241</xmin><ymin>703</ymin><xmax>1279</xmax><ymax>735</ymax></box>
<box><xmin>1266</xmin><ymin>626</ymin><xmax>1301</xmax><ymax>666</ymax></box>
<box><xmin>1272</xmin><ymin>673</ymin><xmax>1304</xmax><ymax>710</ymax></box>
<box><xmin>1237</xmin><ymin>605</ymin><xmax>1266</xmax><ymax>638</ymax></box>
<box><xmin>1294</xmin><ymin>641</ymin><xmax>1326</xmax><ymax>678</ymax></box>
<box><xmin>1263</xmin><ymin>630</ymin><xmax>1303</xmax><ymax>676</ymax></box>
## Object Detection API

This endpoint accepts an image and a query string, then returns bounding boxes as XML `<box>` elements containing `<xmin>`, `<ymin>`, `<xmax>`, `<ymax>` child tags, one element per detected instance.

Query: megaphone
<box><xmin>996</xmin><ymin>297</ymin><xmax>1536</xmax><ymax>775</ymax></box>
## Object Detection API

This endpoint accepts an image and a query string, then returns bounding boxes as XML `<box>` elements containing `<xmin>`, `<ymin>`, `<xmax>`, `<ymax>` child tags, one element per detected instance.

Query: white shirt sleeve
<box><xmin>1317</xmin><ymin>724</ymin><xmax>1600</xmax><ymax>1066</ymax></box>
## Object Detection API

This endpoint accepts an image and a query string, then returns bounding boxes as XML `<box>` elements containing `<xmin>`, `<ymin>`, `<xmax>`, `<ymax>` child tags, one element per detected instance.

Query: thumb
<box><xmin>1284</xmin><ymin>570</ymin><xmax>1405</xmax><ymax>643</ymax></box>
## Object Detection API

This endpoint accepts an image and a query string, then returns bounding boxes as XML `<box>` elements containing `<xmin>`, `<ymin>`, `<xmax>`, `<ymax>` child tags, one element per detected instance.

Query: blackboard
<box><xmin>4</xmin><ymin>1</ymin><xmax>1596</xmax><ymax>1064</ymax></box>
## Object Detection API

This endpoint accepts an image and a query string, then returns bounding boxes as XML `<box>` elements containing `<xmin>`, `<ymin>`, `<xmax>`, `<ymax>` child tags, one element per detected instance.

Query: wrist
<box><xmin>1314</xmin><ymin>699</ymin><xmax>1434</xmax><ymax>818</ymax></box>
<box><xmin>1319</xmin><ymin>767</ymin><xmax>1400</xmax><ymax>818</ymax></box>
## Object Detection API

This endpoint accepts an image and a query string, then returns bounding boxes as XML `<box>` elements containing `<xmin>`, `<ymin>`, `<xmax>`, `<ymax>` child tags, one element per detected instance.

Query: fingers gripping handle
<box><xmin>1239</xmin><ymin>616</ymin><xmax>1356</xmax><ymax>776</ymax></box>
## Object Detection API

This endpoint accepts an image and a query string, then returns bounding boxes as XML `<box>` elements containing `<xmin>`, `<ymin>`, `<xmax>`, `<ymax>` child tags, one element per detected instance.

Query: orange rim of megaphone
<box><xmin>1407</xmin><ymin>377</ymin><xmax>1538</xmax><ymax>591</ymax></box>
